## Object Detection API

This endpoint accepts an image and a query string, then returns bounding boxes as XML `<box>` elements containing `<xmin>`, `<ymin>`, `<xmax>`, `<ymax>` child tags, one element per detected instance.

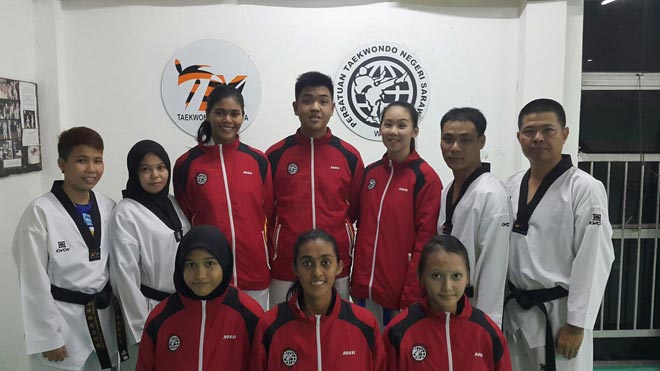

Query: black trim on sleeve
<box><xmin>387</xmin><ymin>303</ymin><xmax>426</xmax><ymax>352</ymax></box>
<box><xmin>50</xmin><ymin>180</ymin><xmax>102</xmax><ymax>261</ymax></box>
<box><xmin>468</xmin><ymin>308</ymin><xmax>505</xmax><ymax>363</ymax></box>
<box><xmin>222</xmin><ymin>286</ymin><xmax>261</xmax><ymax>344</ymax></box>
<box><xmin>237</xmin><ymin>143</ymin><xmax>269</xmax><ymax>184</ymax></box>
<box><xmin>407</xmin><ymin>159</ymin><xmax>427</xmax><ymax>202</ymax></box>
<box><xmin>262</xmin><ymin>302</ymin><xmax>296</xmax><ymax>357</ymax></box>
<box><xmin>513</xmin><ymin>155</ymin><xmax>573</xmax><ymax>235</ymax></box>
<box><xmin>442</xmin><ymin>163</ymin><xmax>490</xmax><ymax>235</ymax></box>
<box><xmin>174</xmin><ymin>146</ymin><xmax>205</xmax><ymax>196</ymax></box>
<box><xmin>328</xmin><ymin>136</ymin><xmax>359</xmax><ymax>177</ymax></box>
<box><xmin>337</xmin><ymin>300</ymin><xmax>375</xmax><ymax>350</ymax></box>
<box><xmin>145</xmin><ymin>294</ymin><xmax>186</xmax><ymax>346</ymax></box>
<box><xmin>267</xmin><ymin>135</ymin><xmax>297</xmax><ymax>181</ymax></box>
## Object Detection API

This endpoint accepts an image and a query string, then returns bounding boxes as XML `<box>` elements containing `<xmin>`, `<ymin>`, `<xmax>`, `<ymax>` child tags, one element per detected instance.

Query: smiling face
<box><xmin>209</xmin><ymin>96</ymin><xmax>244</xmax><ymax>145</ymax></box>
<box><xmin>380</xmin><ymin>105</ymin><xmax>419</xmax><ymax>162</ymax></box>
<box><xmin>293</xmin><ymin>86</ymin><xmax>334</xmax><ymax>138</ymax></box>
<box><xmin>517</xmin><ymin>111</ymin><xmax>568</xmax><ymax>169</ymax></box>
<box><xmin>421</xmin><ymin>249</ymin><xmax>469</xmax><ymax>313</ymax></box>
<box><xmin>58</xmin><ymin>144</ymin><xmax>104</xmax><ymax>197</ymax></box>
<box><xmin>294</xmin><ymin>238</ymin><xmax>343</xmax><ymax>302</ymax></box>
<box><xmin>138</xmin><ymin>152</ymin><xmax>168</xmax><ymax>194</ymax></box>
<box><xmin>183</xmin><ymin>248</ymin><xmax>223</xmax><ymax>297</ymax></box>
<box><xmin>440</xmin><ymin>120</ymin><xmax>485</xmax><ymax>177</ymax></box>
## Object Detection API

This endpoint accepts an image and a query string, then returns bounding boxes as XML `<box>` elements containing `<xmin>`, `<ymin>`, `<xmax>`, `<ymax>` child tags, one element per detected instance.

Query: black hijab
<box><xmin>173</xmin><ymin>225</ymin><xmax>233</xmax><ymax>300</ymax></box>
<box><xmin>122</xmin><ymin>140</ymin><xmax>183</xmax><ymax>240</ymax></box>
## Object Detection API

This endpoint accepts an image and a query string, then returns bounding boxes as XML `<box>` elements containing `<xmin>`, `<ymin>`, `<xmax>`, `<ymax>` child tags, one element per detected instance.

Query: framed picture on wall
<box><xmin>0</xmin><ymin>76</ymin><xmax>41</xmax><ymax>177</ymax></box>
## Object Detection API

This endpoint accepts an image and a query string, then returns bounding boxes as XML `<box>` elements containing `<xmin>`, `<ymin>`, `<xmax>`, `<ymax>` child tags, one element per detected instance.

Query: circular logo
<box><xmin>411</xmin><ymin>345</ymin><xmax>427</xmax><ymax>361</ymax></box>
<box><xmin>367</xmin><ymin>178</ymin><xmax>376</xmax><ymax>190</ymax></box>
<box><xmin>161</xmin><ymin>39</ymin><xmax>262</xmax><ymax>138</ymax></box>
<box><xmin>168</xmin><ymin>335</ymin><xmax>181</xmax><ymax>351</ymax></box>
<box><xmin>196</xmin><ymin>172</ymin><xmax>208</xmax><ymax>185</ymax></box>
<box><xmin>282</xmin><ymin>349</ymin><xmax>298</xmax><ymax>367</ymax></box>
<box><xmin>335</xmin><ymin>42</ymin><xmax>430</xmax><ymax>141</ymax></box>
<box><xmin>287</xmin><ymin>163</ymin><xmax>299</xmax><ymax>175</ymax></box>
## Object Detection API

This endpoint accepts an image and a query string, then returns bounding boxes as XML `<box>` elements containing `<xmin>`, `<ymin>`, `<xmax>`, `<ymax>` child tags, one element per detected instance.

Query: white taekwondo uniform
<box><xmin>504</xmin><ymin>155</ymin><xmax>614</xmax><ymax>371</ymax></box>
<box><xmin>12</xmin><ymin>181</ymin><xmax>119</xmax><ymax>370</ymax></box>
<box><xmin>108</xmin><ymin>196</ymin><xmax>190</xmax><ymax>344</ymax></box>
<box><xmin>438</xmin><ymin>163</ymin><xmax>512</xmax><ymax>327</ymax></box>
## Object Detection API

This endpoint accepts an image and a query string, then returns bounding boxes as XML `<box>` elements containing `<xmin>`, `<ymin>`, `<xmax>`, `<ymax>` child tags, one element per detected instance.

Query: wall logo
<box><xmin>335</xmin><ymin>42</ymin><xmax>430</xmax><ymax>141</ymax></box>
<box><xmin>161</xmin><ymin>39</ymin><xmax>262</xmax><ymax>138</ymax></box>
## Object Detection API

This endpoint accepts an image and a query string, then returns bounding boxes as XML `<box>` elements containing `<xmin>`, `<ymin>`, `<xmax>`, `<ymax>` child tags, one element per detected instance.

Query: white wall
<box><xmin>0</xmin><ymin>0</ymin><xmax>583</xmax><ymax>369</ymax></box>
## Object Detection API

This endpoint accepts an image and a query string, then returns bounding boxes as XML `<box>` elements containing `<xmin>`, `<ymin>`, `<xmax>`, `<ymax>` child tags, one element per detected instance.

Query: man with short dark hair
<box><xmin>266</xmin><ymin>72</ymin><xmax>364</xmax><ymax>306</ymax></box>
<box><xmin>437</xmin><ymin>107</ymin><xmax>511</xmax><ymax>327</ymax></box>
<box><xmin>504</xmin><ymin>98</ymin><xmax>614</xmax><ymax>371</ymax></box>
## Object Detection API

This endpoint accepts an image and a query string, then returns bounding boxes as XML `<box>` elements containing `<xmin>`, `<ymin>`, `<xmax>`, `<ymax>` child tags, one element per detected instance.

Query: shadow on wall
<box><xmin>60</xmin><ymin>0</ymin><xmax>523</xmax><ymax>19</ymax></box>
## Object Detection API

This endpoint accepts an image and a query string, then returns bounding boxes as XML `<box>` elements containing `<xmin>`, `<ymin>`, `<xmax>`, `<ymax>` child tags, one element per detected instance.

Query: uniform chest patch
<box><xmin>282</xmin><ymin>349</ymin><xmax>298</xmax><ymax>367</ymax></box>
<box><xmin>411</xmin><ymin>344</ymin><xmax>427</xmax><ymax>362</ymax></box>
<box><xmin>367</xmin><ymin>178</ymin><xmax>376</xmax><ymax>190</ymax></box>
<box><xmin>287</xmin><ymin>163</ymin><xmax>299</xmax><ymax>175</ymax></box>
<box><xmin>196</xmin><ymin>172</ymin><xmax>208</xmax><ymax>185</ymax></box>
<box><xmin>55</xmin><ymin>241</ymin><xmax>70</xmax><ymax>253</ymax></box>
<box><xmin>168</xmin><ymin>335</ymin><xmax>181</xmax><ymax>351</ymax></box>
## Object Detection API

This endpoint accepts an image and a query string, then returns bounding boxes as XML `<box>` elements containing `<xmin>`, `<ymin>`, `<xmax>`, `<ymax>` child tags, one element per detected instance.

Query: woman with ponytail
<box><xmin>173</xmin><ymin>85</ymin><xmax>273</xmax><ymax>309</ymax></box>
<box><xmin>251</xmin><ymin>229</ymin><xmax>385</xmax><ymax>371</ymax></box>
<box><xmin>351</xmin><ymin>101</ymin><xmax>443</xmax><ymax>330</ymax></box>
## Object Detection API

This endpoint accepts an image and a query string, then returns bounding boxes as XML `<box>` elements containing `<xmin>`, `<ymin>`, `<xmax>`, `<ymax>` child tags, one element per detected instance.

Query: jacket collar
<box><xmin>381</xmin><ymin>150</ymin><xmax>421</xmax><ymax>169</ymax></box>
<box><xmin>288</xmin><ymin>289</ymin><xmax>340</xmax><ymax>322</ymax></box>
<box><xmin>294</xmin><ymin>127</ymin><xmax>333</xmax><ymax>145</ymax></box>
<box><xmin>199</xmin><ymin>136</ymin><xmax>241</xmax><ymax>152</ymax></box>
<box><xmin>420</xmin><ymin>294</ymin><xmax>472</xmax><ymax>321</ymax></box>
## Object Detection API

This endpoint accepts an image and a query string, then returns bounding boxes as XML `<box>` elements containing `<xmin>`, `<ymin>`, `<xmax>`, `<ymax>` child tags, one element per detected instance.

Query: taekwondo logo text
<box><xmin>335</xmin><ymin>42</ymin><xmax>430</xmax><ymax>141</ymax></box>
<box><xmin>161</xmin><ymin>39</ymin><xmax>262</xmax><ymax>138</ymax></box>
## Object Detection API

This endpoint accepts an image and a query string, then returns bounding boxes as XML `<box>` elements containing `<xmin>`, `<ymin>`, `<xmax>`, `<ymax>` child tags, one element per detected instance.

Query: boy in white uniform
<box><xmin>504</xmin><ymin>99</ymin><xmax>614</xmax><ymax>371</ymax></box>
<box><xmin>12</xmin><ymin>127</ymin><xmax>126</xmax><ymax>370</ymax></box>
<box><xmin>437</xmin><ymin>107</ymin><xmax>511</xmax><ymax>327</ymax></box>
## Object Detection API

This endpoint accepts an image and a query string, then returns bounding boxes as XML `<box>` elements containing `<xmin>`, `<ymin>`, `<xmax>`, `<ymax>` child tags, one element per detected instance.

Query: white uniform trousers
<box><xmin>507</xmin><ymin>328</ymin><xmax>593</xmax><ymax>371</ymax></box>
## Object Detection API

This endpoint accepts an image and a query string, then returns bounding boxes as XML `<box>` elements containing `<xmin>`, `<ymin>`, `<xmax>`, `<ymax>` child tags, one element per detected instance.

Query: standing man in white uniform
<box><xmin>12</xmin><ymin>127</ymin><xmax>126</xmax><ymax>370</ymax></box>
<box><xmin>504</xmin><ymin>99</ymin><xmax>614</xmax><ymax>371</ymax></box>
<box><xmin>437</xmin><ymin>107</ymin><xmax>512</xmax><ymax>327</ymax></box>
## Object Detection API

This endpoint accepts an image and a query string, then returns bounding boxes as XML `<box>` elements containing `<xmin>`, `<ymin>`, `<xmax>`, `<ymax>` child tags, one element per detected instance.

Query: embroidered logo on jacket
<box><xmin>55</xmin><ymin>241</ymin><xmax>69</xmax><ymax>253</ymax></box>
<box><xmin>243</xmin><ymin>170</ymin><xmax>253</xmax><ymax>175</ymax></box>
<box><xmin>287</xmin><ymin>163</ymin><xmax>299</xmax><ymax>175</ymax></box>
<box><xmin>282</xmin><ymin>349</ymin><xmax>298</xmax><ymax>366</ymax></box>
<box><xmin>330</xmin><ymin>165</ymin><xmax>341</xmax><ymax>170</ymax></box>
<box><xmin>368</xmin><ymin>178</ymin><xmax>376</xmax><ymax>190</ymax></box>
<box><xmin>589</xmin><ymin>214</ymin><xmax>602</xmax><ymax>225</ymax></box>
<box><xmin>196</xmin><ymin>172</ymin><xmax>208</xmax><ymax>185</ymax></box>
<box><xmin>223</xmin><ymin>334</ymin><xmax>237</xmax><ymax>340</ymax></box>
<box><xmin>474</xmin><ymin>352</ymin><xmax>484</xmax><ymax>357</ymax></box>
<box><xmin>342</xmin><ymin>350</ymin><xmax>356</xmax><ymax>356</ymax></box>
<box><xmin>398</xmin><ymin>187</ymin><xmax>409</xmax><ymax>192</ymax></box>
<box><xmin>168</xmin><ymin>335</ymin><xmax>181</xmax><ymax>351</ymax></box>
<box><xmin>411</xmin><ymin>344</ymin><xmax>427</xmax><ymax>361</ymax></box>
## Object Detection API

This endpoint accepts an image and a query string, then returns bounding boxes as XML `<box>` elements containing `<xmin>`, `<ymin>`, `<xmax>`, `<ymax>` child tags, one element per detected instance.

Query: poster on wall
<box><xmin>335</xmin><ymin>41</ymin><xmax>431</xmax><ymax>141</ymax></box>
<box><xmin>161</xmin><ymin>39</ymin><xmax>263</xmax><ymax>138</ymax></box>
<box><xmin>0</xmin><ymin>77</ymin><xmax>41</xmax><ymax>177</ymax></box>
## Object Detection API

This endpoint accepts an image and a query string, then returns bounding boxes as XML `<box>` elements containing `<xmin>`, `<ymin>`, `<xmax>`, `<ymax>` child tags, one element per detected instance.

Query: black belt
<box><xmin>140</xmin><ymin>284</ymin><xmax>171</xmax><ymax>302</ymax></box>
<box><xmin>51</xmin><ymin>283</ymin><xmax>129</xmax><ymax>369</ymax></box>
<box><xmin>504</xmin><ymin>281</ymin><xmax>568</xmax><ymax>371</ymax></box>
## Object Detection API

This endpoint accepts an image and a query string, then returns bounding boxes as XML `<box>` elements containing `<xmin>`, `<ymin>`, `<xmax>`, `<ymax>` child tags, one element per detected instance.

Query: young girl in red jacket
<box><xmin>137</xmin><ymin>225</ymin><xmax>263</xmax><ymax>371</ymax></box>
<box><xmin>251</xmin><ymin>229</ymin><xmax>386</xmax><ymax>371</ymax></box>
<box><xmin>351</xmin><ymin>101</ymin><xmax>443</xmax><ymax>329</ymax></box>
<box><xmin>174</xmin><ymin>85</ymin><xmax>273</xmax><ymax>310</ymax></box>
<box><xmin>383</xmin><ymin>234</ymin><xmax>512</xmax><ymax>371</ymax></box>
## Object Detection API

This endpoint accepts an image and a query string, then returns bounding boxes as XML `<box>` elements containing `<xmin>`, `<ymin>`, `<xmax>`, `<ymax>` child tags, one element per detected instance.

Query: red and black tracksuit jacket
<box><xmin>384</xmin><ymin>296</ymin><xmax>512</xmax><ymax>371</ymax></box>
<box><xmin>137</xmin><ymin>286</ymin><xmax>263</xmax><ymax>371</ymax></box>
<box><xmin>174</xmin><ymin>139</ymin><xmax>274</xmax><ymax>290</ymax></box>
<box><xmin>351</xmin><ymin>151</ymin><xmax>442</xmax><ymax>310</ymax></box>
<box><xmin>250</xmin><ymin>291</ymin><xmax>386</xmax><ymax>370</ymax></box>
<box><xmin>266</xmin><ymin>128</ymin><xmax>364</xmax><ymax>281</ymax></box>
